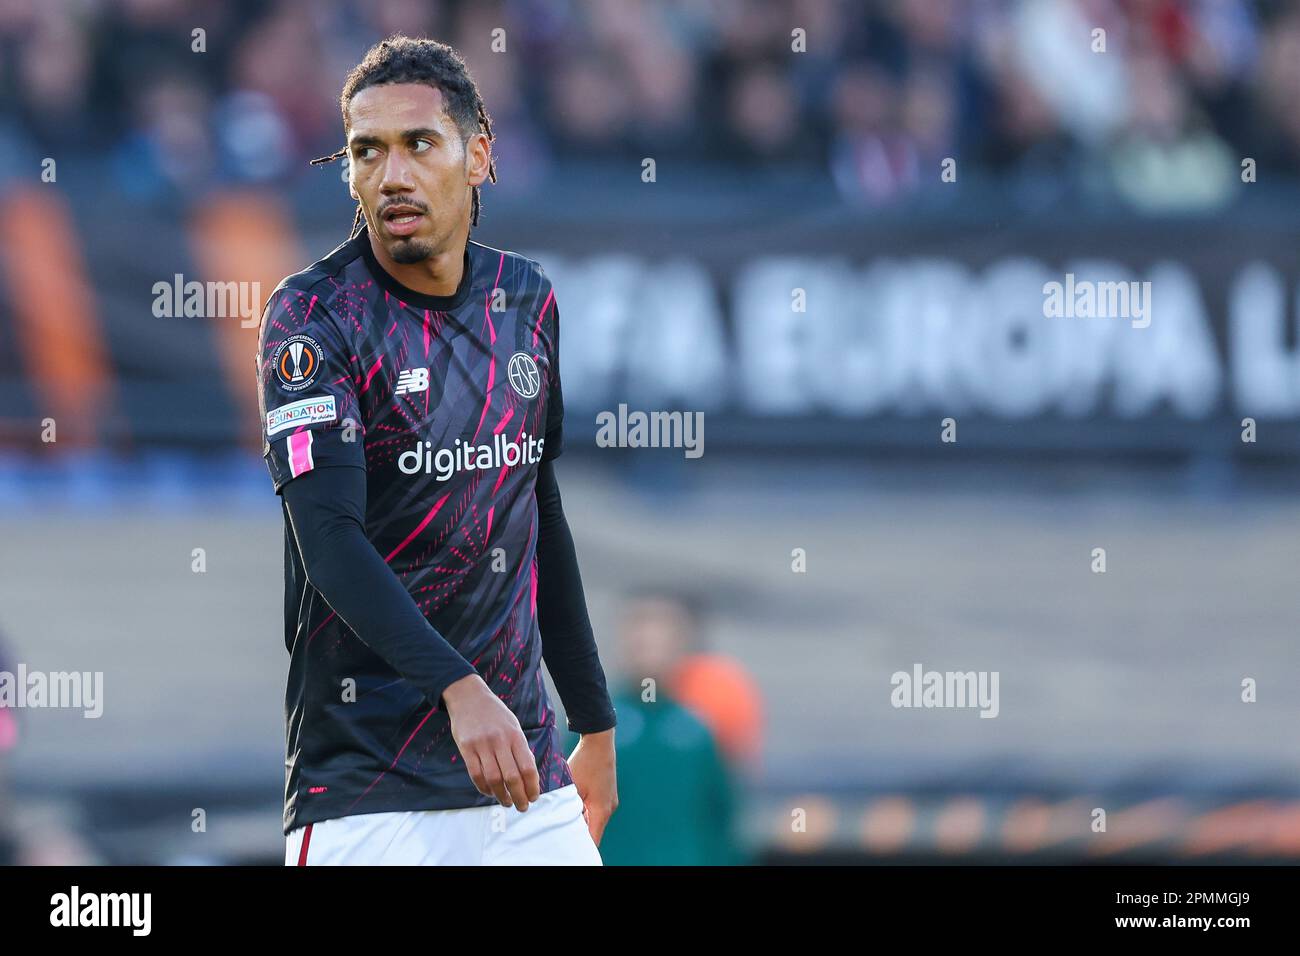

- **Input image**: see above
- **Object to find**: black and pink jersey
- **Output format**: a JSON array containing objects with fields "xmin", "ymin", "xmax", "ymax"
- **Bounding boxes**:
[{"xmin": 256, "ymin": 227, "xmax": 572, "ymax": 832}]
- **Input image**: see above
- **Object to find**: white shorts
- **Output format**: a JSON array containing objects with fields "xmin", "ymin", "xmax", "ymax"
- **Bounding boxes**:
[{"xmin": 285, "ymin": 784, "xmax": 602, "ymax": 866}]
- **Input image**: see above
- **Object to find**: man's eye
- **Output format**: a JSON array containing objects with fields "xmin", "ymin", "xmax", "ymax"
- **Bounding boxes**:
[
  {"xmin": 413, "ymin": 139, "xmax": 433, "ymax": 153},
  {"xmin": 355, "ymin": 146, "xmax": 378, "ymax": 160}
]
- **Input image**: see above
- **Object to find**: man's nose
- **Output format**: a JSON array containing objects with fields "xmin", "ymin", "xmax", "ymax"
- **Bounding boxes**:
[{"xmin": 380, "ymin": 152, "xmax": 415, "ymax": 192}]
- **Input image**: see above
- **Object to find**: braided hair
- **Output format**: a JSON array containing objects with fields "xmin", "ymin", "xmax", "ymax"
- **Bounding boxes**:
[{"xmin": 311, "ymin": 35, "xmax": 497, "ymax": 239}]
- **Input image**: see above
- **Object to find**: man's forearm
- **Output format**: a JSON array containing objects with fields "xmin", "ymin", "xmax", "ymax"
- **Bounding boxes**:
[
  {"xmin": 535, "ymin": 459, "xmax": 617, "ymax": 734},
  {"xmin": 282, "ymin": 464, "xmax": 476, "ymax": 705}
]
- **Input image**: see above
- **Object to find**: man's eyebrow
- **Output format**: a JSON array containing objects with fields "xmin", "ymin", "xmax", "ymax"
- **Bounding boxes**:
[
  {"xmin": 402, "ymin": 127, "xmax": 443, "ymax": 141},
  {"xmin": 348, "ymin": 128, "xmax": 444, "ymax": 148}
]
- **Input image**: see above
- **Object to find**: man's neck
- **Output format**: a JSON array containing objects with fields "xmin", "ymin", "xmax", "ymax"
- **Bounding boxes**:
[{"xmin": 367, "ymin": 229, "xmax": 465, "ymax": 297}]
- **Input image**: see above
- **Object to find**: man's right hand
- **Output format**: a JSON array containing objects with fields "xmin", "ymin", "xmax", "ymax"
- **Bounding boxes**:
[{"xmin": 442, "ymin": 674, "xmax": 541, "ymax": 811}]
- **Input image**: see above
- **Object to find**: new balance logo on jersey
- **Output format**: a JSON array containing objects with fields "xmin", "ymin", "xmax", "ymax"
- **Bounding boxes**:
[{"xmin": 395, "ymin": 367, "xmax": 430, "ymax": 395}]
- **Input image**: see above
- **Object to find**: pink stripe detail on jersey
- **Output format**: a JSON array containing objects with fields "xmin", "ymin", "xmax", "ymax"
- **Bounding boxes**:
[
  {"xmin": 534, "ymin": 287, "xmax": 554, "ymax": 348},
  {"xmin": 304, "ymin": 294, "xmax": 318, "ymax": 323},
  {"xmin": 422, "ymin": 309, "xmax": 431, "ymax": 357},
  {"xmin": 482, "ymin": 252, "xmax": 505, "ymax": 345},
  {"xmin": 360, "ymin": 355, "xmax": 383, "ymax": 393},
  {"xmin": 383, "ymin": 491, "xmax": 452, "ymax": 564},
  {"xmin": 471, "ymin": 356, "xmax": 495, "ymax": 441},
  {"xmin": 305, "ymin": 610, "xmax": 336, "ymax": 648},
  {"xmin": 484, "ymin": 505, "xmax": 494, "ymax": 544},
  {"xmin": 351, "ymin": 705, "xmax": 439, "ymax": 809},
  {"xmin": 530, "ymin": 556, "xmax": 538, "ymax": 614},
  {"xmin": 287, "ymin": 431, "xmax": 315, "ymax": 477},
  {"xmin": 491, "ymin": 413, "xmax": 532, "ymax": 497},
  {"xmin": 514, "ymin": 512, "xmax": 535, "ymax": 584},
  {"xmin": 492, "ymin": 407, "xmax": 514, "ymax": 435}
]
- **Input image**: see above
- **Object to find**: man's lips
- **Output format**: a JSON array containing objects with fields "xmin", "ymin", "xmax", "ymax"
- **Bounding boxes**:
[
  {"xmin": 381, "ymin": 206, "xmax": 425, "ymax": 236},
  {"xmin": 382, "ymin": 205, "xmax": 423, "ymax": 219}
]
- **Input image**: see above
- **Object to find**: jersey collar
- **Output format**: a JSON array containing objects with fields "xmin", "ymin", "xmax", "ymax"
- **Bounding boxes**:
[{"xmin": 357, "ymin": 225, "xmax": 474, "ymax": 312}]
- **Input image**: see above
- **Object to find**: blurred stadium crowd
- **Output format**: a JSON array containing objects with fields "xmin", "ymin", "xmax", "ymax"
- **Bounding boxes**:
[{"xmin": 1, "ymin": 0, "xmax": 1298, "ymax": 209}]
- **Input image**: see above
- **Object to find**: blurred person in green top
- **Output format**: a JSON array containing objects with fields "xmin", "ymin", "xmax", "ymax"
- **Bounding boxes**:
[{"xmin": 562, "ymin": 595, "xmax": 749, "ymax": 865}]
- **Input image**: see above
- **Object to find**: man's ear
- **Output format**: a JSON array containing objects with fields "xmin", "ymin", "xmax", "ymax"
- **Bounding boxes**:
[{"xmin": 468, "ymin": 133, "xmax": 491, "ymax": 186}]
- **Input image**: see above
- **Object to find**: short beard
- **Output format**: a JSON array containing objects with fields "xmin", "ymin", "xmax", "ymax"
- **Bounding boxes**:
[{"xmin": 388, "ymin": 237, "xmax": 434, "ymax": 265}]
